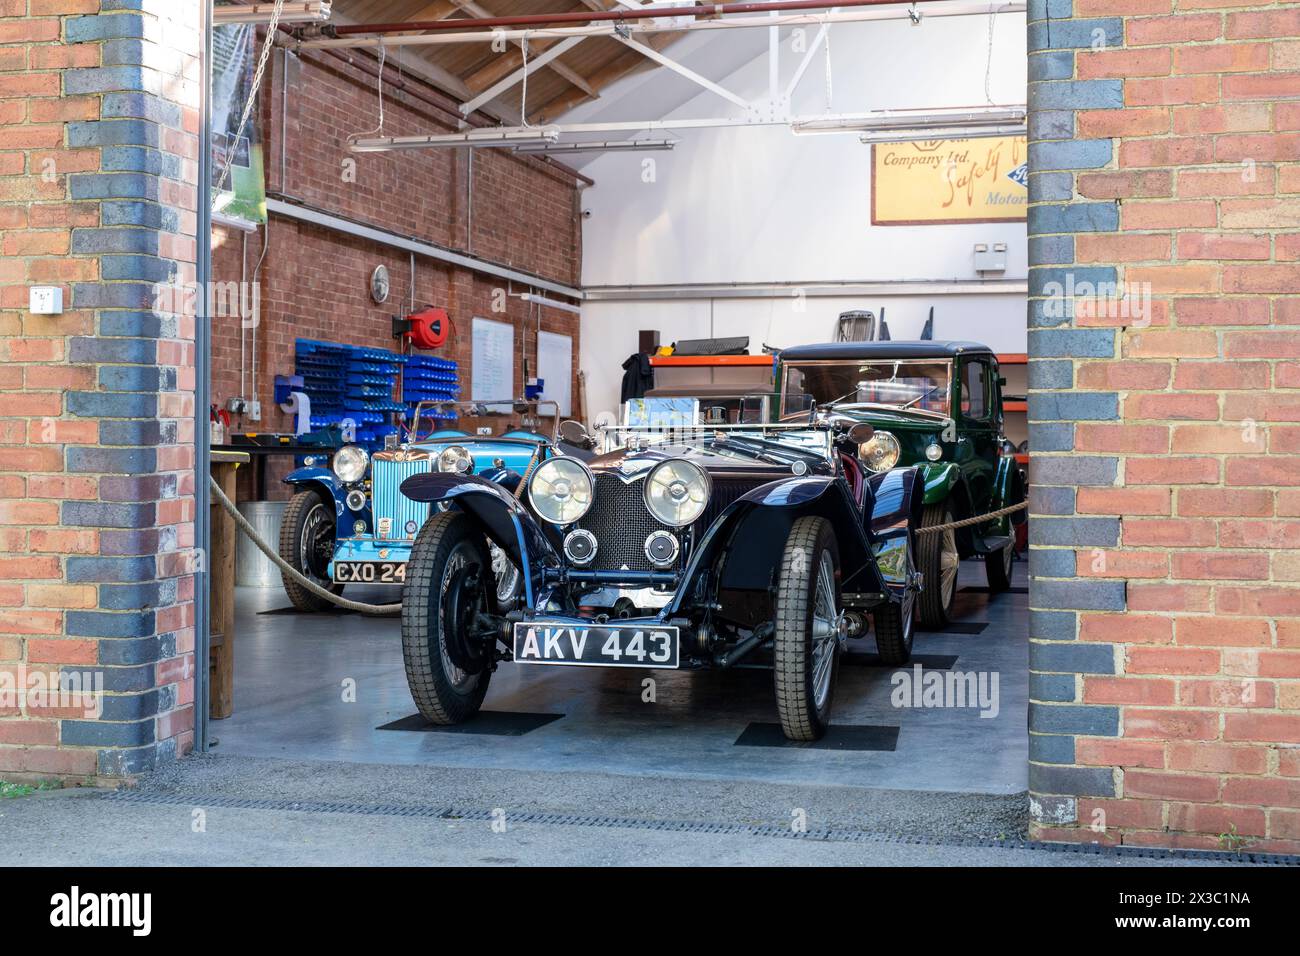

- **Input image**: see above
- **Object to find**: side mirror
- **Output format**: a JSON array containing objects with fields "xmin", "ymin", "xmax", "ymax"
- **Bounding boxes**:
[
  {"xmin": 846, "ymin": 422, "xmax": 874, "ymax": 444},
  {"xmin": 558, "ymin": 419, "xmax": 589, "ymax": 444},
  {"xmin": 998, "ymin": 376, "xmax": 1007, "ymax": 387}
]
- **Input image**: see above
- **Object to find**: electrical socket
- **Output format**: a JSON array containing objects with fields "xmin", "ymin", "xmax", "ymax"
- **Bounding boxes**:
[{"xmin": 247, "ymin": 400, "xmax": 261, "ymax": 422}]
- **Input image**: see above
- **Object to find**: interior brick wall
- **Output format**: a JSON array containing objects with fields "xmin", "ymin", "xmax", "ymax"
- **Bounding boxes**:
[
  {"xmin": 210, "ymin": 44, "xmax": 585, "ymax": 501},
  {"xmin": 0, "ymin": 0, "xmax": 201, "ymax": 778},
  {"xmin": 1027, "ymin": 0, "xmax": 1300, "ymax": 852}
]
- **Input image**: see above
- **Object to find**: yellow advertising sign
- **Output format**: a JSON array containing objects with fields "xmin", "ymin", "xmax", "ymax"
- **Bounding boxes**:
[{"xmin": 871, "ymin": 135, "xmax": 1028, "ymax": 225}]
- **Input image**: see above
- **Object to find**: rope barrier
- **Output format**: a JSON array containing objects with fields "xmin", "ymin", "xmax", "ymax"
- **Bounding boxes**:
[
  {"xmin": 209, "ymin": 475, "xmax": 402, "ymax": 616},
  {"xmin": 914, "ymin": 500, "xmax": 1029, "ymax": 535}
]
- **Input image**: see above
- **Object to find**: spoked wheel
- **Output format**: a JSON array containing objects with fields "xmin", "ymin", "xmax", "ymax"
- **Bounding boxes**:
[
  {"xmin": 489, "ymin": 540, "xmax": 522, "ymax": 609},
  {"xmin": 918, "ymin": 502, "xmax": 959, "ymax": 629},
  {"xmin": 401, "ymin": 511, "xmax": 495, "ymax": 725},
  {"xmin": 773, "ymin": 515, "xmax": 842, "ymax": 742},
  {"xmin": 985, "ymin": 537, "xmax": 1015, "ymax": 594},
  {"xmin": 278, "ymin": 489, "xmax": 345, "ymax": 612}
]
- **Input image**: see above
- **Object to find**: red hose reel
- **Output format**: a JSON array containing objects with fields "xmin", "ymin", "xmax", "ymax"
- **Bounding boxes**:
[{"xmin": 395, "ymin": 306, "xmax": 452, "ymax": 350}]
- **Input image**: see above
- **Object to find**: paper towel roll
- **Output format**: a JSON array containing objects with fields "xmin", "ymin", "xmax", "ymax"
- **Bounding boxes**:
[{"xmin": 280, "ymin": 391, "xmax": 312, "ymax": 437}]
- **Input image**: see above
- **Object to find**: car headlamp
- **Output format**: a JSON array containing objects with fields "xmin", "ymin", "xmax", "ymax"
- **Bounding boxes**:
[
  {"xmin": 437, "ymin": 445, "xmax": 474, "ymax": 474},
  {"xmin": 332, "ymin": 445, "xmax": 369, "ymax": 484},
  {"xmin": 643, "ymin": 458, "xmax": 711, "ymax": 527},
  {"xmin": 858, "ymin": 431, "xmax": 901, "ymax": 473},
  {"xmin": 528, "ymin": 457, "xmax": 594, "ymax": 525},
  {"xmin": 925, "ymin": 441, "xmax": 943, "ymax": 462}
]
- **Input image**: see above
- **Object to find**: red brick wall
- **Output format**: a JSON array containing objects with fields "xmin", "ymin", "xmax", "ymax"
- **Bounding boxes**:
[
  {"xmin": 1028, "ymin": 1, "xmax": 1300, "ymax": 853},
  {"xmin": 0, "ymin": 0, "xmax": 201, "ymax": 777},
  {"xmin": 211, "ymin": 47, "xmax": 583, "ymax": 499}
]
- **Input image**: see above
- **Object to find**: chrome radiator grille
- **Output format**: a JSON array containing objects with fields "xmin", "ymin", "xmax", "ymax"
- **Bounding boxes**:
[
  {"xmin": 370, "ymin": 455, "xmax": 432, "ymax": 540},
  {"xmin": 574, "ymin": 474, "xmax": 764, "ymax": 572}
]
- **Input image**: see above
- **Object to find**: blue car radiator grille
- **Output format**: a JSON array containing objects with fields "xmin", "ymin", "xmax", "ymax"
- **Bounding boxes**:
[{"xmin": 371, "ymin": 456, "xmax": 432, "ymax": 539}]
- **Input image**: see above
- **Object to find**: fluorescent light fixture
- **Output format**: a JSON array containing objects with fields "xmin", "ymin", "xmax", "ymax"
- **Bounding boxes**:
[
  {"xmin": 859, "ymin": 125, "xmax": 1026, "ymax": 144},
  {"xmin": 513, "ymin": 139, "xmax": 677, "ymax": 155},
  {"xmin": 349, "ymin": 128, "xmax": 561, "ymax": 152},
  {"xmin": 213, "ymin": 1, "xmax": 331, "ymax": 25},
  {"xmin": 513, "ymin": 292, "xmax": 582, "ymax": 314},
  {"xmin": 791, "ymin": 105, "xmax": 1026, "ymax": 136}
]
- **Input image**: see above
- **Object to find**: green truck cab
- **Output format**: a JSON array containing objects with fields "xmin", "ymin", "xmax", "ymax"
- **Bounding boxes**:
[{"xmin": 776, "ymin": 341, "xmax": 1026, "ymax": 628}]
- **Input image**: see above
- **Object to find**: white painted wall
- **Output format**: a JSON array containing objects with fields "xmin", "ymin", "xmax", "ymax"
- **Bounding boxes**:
[{"xmin": 576, "ymin": 12, "xmax": 1028, "ymax": 419}]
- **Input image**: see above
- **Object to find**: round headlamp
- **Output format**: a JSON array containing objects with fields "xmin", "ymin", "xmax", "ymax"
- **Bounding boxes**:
[
  {"xmin": 528, "ymin": 457, "xmax": 594, "ymax": 525},
  {"xmin": 858, "ymin": 431, "xmax": 901, "ymax": 473},
  {"xmin": 437, "ymin": 445, "xmax": 474, "ymax": 474},
  {"xmin": 925, "ymin": 441, "xmax": 943, "ymax": 462},
  {"xmin": 345, "ymin": 489, "xmax": 367, "ymax": 511},
  {"xmin": 643, "ymin": 458, "xmax": 711, "ymax": 527},
  {"xmin": 332, "ymin": 445, "xmax": 369, "ymax": 484}
]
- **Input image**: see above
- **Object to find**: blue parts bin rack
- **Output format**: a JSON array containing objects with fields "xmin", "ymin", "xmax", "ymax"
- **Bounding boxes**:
[
  {"xmin": 295, "ymin": 339, "xmax": 408, "ymax": 451},
  {"xmin": 403, "ymin": 354, "xmax": 461, "ymax": 428}
]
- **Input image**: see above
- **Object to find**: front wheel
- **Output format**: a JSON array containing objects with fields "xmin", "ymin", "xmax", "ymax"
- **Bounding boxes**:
[
  {"xmin": 278, "ymin": 489, "xmax": 344, "ymax": 612},
  {"xmin": 773, "ymin": 515, "xmax": 841, "ymax": 742},
  {"xmin": 917, "ymin": 502, "xmax": 958, "ymax": 628},
  {"xmin": 400, "ymin": 511, "xmax": 493, "ymax": 724}
]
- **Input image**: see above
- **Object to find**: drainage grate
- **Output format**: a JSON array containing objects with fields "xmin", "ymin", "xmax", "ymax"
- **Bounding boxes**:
[{"xmin": 99, "ymin": 790, "xmax": 1299, "ymax": 865}]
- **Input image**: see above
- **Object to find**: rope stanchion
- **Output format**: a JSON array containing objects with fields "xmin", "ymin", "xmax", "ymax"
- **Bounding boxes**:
[
  {"xmin": 914, "ymin": 500, "xmax": 1029, "ymax": 535},
  {"xmin": 209, "ymin": 475, "xmax": 402, "ymax": 616}
]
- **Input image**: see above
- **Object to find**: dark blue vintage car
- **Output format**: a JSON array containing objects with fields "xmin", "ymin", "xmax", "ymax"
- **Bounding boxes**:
[
  {"xmin": 396, "ymin": 415, "xmax": 923, "ymax": 742},
  {"xmin": 275, "ymin": 401, "xmax": 578, "ymax": 612}
]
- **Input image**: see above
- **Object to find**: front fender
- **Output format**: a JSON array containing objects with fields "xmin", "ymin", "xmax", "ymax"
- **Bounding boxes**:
[
  {"xmin": 866, "ymin": 467, "xmax": 922, "ymax": 588},
  {"xmin": 284, "ymin": 467, "xmax": 346, "ymax": 517},
  {"xmin": 666, "ymin": 475, "xmax": 884, "ymax": 617},
  {"xmin": 919, "ymin": 462, "xmax": 961, "ymax": 506},
  {"xmin": 400, "ymin": 472, "xmax": 559, "ymax": 606}
]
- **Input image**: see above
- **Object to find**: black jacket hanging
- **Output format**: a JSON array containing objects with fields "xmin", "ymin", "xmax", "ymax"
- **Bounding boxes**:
[{"xmin": 620, "ymin": 352, "xmax": 654, "ymax": 403}]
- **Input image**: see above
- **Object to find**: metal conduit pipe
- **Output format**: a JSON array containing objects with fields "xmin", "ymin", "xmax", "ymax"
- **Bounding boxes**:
[
  {"xmin": 271, "ymin": 25, "xmax": 595, "ymax": 186},
  {"xmin": 323, "ymin": 0, "xmax": 953, "ymax": 35}
]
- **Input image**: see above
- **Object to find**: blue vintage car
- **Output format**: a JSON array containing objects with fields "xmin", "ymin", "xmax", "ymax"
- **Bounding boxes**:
[{"xmin": 276, "ymin": 401, "xmax": 575, "ymax": 611}]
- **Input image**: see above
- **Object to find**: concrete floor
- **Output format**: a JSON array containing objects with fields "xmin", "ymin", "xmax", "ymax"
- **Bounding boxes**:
[
  {"xmin": 2, "ymin": 563, "xmax": 1273, "ymax": 865},
  {"xmin": 215, "ymin": 558, "xmax": 1028, "ymax": 794}
]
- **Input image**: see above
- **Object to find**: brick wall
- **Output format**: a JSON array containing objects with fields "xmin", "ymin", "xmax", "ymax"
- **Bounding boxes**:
[
  {"xmin": 0, "ymin": 0, "xmax": 201, "ymax": 778},
  {"xmin": 1027, "ymin": 0, "xmax": 1300, "ymax": 852},
  {"xmin": 210, "ymin": 45, "xmax": 584, "ymax": 501}
]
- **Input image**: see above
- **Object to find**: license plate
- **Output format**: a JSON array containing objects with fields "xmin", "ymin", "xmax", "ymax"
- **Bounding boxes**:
[
  {"xmin": 512, "ymin": 622, "xmax": 680, "ymax": 669},
  {"xmin": 333, "ymin": 561, "xmax": 406, "ymax": 584}
]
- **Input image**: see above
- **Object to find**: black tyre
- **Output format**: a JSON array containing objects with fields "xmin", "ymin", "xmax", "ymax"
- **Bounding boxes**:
[
  {"xmin": 917, "ymin": 502, "xmax": 958, "ymax": 629},
  {"xmin": 278, "ymin": 489, "xmax": 344, "ymax": 612},
  {"xmin": 773, "ymin": 515, "xmax": 841, "ymax": 742},
  {"xmin": 400, "ymin": 510, "xmax": 493, "ymax": 724},
  {"xmin": 874, "ymin": 545, "xmax": 917, "ymax": 666},
  {"xmin": 985, "ymin": 538, "xmax": 1015, "ymax": 594}
]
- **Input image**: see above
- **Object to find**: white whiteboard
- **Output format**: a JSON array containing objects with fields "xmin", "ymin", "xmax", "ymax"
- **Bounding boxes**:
[
  {"xmin": 471, "ymin": 317, "xmax": 514, "ymax": 411},
  {"xmin": 536, "ymin": 330, "xmax": 572, "ymax": 418}
]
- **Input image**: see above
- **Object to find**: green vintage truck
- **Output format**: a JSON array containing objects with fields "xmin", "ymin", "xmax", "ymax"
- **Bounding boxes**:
[{"xmin": 776, "ymin": 341, "xmax": 1026, "ymax": 628}]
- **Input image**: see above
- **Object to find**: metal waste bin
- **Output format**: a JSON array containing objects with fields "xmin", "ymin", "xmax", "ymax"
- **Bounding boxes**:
[{"xmin": 236, "ymin": 500, "xmax": 286, "ymax": 587}]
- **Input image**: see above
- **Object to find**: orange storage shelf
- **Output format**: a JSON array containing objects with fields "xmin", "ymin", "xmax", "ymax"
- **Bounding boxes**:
[
  {"xmin": 997, "ymin": 353, "xmax": 1028, "ymax": 365},
  {"xmin": 1004, "ymin": 400, "xmax": 1028, "ymax": 413},
  {"xmin": 649, "ymin": 355, "xmax": 775, "ymax": 367}
]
